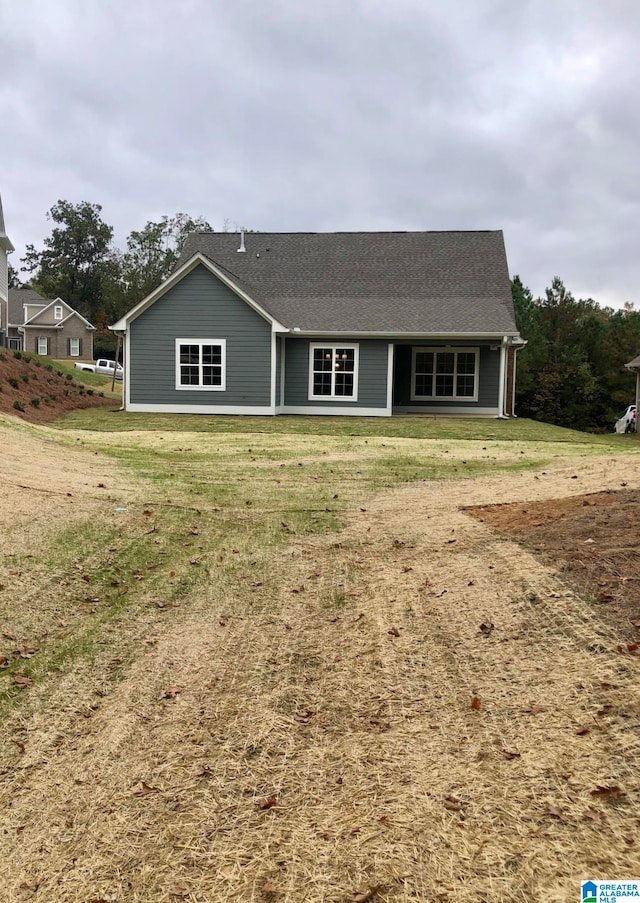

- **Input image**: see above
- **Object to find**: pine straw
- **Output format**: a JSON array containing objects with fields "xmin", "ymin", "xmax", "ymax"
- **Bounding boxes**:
[{"xmin": 2, "ymin": 455, "xmax": 640, "ymax": 901}]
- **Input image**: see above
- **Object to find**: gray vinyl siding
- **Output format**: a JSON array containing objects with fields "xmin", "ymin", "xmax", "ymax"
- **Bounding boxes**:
[
  {"xmin": 393, "ymin": 342, "xmax": 499, "ymax": 408},
  {"xmin": 283, "ymin": 338, "xmax": 389, "ymax": 409},
  {"xmin": 129, "ymin": 265, "xmax": 272, "ymax": 406}
]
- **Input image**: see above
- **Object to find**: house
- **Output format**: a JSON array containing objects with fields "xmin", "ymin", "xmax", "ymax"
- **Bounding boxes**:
[
  {"xmin": 5, "ymin": 287, "xmax": 95, "ymax": 358},
  {"xmin": 0, "ymin": 193, "xmax": 15, "ymax": 347},
  {"xmin": 110, "ymin": 230, "xmax": 524, "ymax": 417}
]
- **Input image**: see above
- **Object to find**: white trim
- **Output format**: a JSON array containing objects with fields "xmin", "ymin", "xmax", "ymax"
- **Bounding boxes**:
[
  {"xmin": 270, "ymin": 331, "xmax": 277, "ymax": 409},
  {"xmin": 110, "ymin": 252, "xmax": 287, "ymax": 332},
  {"xmin": 386, "ymin": 343, "xmax": 394, "ymax": 415},
  {"xmin": 393, "ymin": 405, "xmax": 500, "ymax": 416},
  {"xmin": 125, "ymin": 403, "xmax": 275, "ymax": 415},
  {"xmin": 175, "ymin": 338, "xmax": 226, "ymax": 391},
  {"xmin": 37, "ymin": 336, "xmax": 48, "ymax": 355},
  {"xmin": 69, "ymin": 337, "xmax": 80, "ymax": 357},
  {"xmin": 308, "ymin": 343, "xmax": 359, "ymax": 401},
  {"xmin": 289, "ymin": 330, "xmax": 522, "ymax": 340},
  {"xmin": 282, "ymin": 405, "xmax": 388, "ymax": 417},
  {"xmin": 497, "ymin": 336, "xmax": 507, "ymax": 418},
  {"xmin": 54, "ymin": 305, "xmax": 63, "ymax": 321},
  {"xmin": 410, "ymin": 346, "xmax": 479, "ymax": 402},
  {"xmin": 279, "ymin": 336, "xmax": 286, "ymax": 408}
]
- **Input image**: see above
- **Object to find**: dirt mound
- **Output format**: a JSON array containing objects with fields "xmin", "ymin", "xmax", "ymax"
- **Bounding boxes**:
[
  {"xmin": 0, "ymin": 351, "xmax": 116, "ymax": 422},
  {"xmin": 468, "ymin": 488, "xmax": 640, "ymax": 639}
]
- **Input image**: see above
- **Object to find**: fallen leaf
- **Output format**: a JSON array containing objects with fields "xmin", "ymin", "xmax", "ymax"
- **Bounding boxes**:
[
  {"xmin": 479, "ymin": 622, "xmax": 494, "ymax": 636},
  {"xmin": 12, "ymin": 674, "xmax": 32, "ymax": 688},
  {"xmin": 544, "ymin": 805, "xmax": 565, "ymax": 820},
  {"xmin": 470, "ymin": 696, "xmax": 481, "ymax": 710},
  {"xmin": 525, "ymin": 704, "xmax": 548, "ymax": 715},
  {"xmin": 257, "ymin": 794, "xmax": 278, "ymax": 810},
  {"xmin": 81, "ymin": 574, "xmax": 91, "ymax": 583},
  {"xmin": 132, "ymin": 781, "xmax": 160, "ymax": 796},
  {"xmin": 597, "ymin": 704, "xmax": 614, "ymax": 716},
  {"xmin": 574, "ymin": 725, "xmax": 591, "ymax": 735},
  {"xmin": 2, "ymin": 631, "xmax": 16, "ymax": 641},
  {"xmin": 590, "ymin": 785, "xmax": 622, "ymax": 800},
  {"xmin": 443, "ymin": 796, "xmax": 464, "ymax": 812},
  {"xmin": 166, "ymin": 883, "xmax": 190, "ymax": 898},
  {"xmin": 501, "ymin": 748, "xmax": 521, "ymax": 760},
  {"xmin": 351, "ymin": 887, "xmax": 381, "ymax": 903},
  {"xmin": 13, "ymin": 740, "xmax": 25, "ymax": 754},
  {"xmin": 0, "ymin": 656, "xmax": 10, "ymax": 668},
  {"xmin": 262, "ymin": 880, "xmax": 278, "ymax": 895},
  {"xmin": 18, "ymin": 646, "xmax": 39, "ymax": 659},
  {"xmin": 159, "ymin": 687, "xmax": 181, "ymax": 699},
  {"xmin": 388, "ymin": 627, "xmax": 400, "ymax": 637}
]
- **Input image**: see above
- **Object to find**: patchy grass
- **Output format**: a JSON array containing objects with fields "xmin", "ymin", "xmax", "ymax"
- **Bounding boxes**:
[
  {"xmin": 1, "ymin": 416, "xmax": 640, "ymax": 901},
  {"xmin": 51, "ymin": 407, "xmax": 634, "ymax": 446}
]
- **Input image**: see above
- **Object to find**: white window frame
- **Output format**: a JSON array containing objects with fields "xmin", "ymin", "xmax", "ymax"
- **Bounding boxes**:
[
  {"xmin": 410, "ymin": 347, "xmax": 479, "ymax": 402},
  {"xmin": 54, "ymin": 305, "xmax": 63, "ymax": 320},
  {"xmin": 69, "ymin": 337, "xmax": 80, "ymax": 357},
  {"xmin": 175, "ymin": 338, "xmax": 226, "ymax": 391},
  {"xmin": 37, "ymin": 336, "xmax": 48, "ymax": 355},
  {"xmin": 308, "ymin": 343, "xmax": 359, "ymax": 401}
]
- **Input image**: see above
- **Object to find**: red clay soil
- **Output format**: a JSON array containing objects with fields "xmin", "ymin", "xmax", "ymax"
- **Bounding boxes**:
[
  {"xmin": 467, "ymin": 489, "xmax": 640, "ymax": 641},
  {"xmin": 0, "ymin": 352, "xmax": 116, "ymax": 423}
]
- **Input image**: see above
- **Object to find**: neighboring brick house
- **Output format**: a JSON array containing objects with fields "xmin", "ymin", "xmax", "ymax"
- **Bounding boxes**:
[{"xmin": 6, "ymin": 288, "xmax": 95, "ymax": 358}]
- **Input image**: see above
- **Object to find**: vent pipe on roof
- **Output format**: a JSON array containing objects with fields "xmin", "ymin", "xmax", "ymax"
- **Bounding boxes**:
[{"xmin": 237, "ymin": 230, "xmax": 246, "ymax": 253}]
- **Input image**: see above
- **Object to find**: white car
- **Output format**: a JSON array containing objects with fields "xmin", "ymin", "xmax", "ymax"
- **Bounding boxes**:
[{"xmin": 614, "ymin": 404, "xmax": 636, "ymax": 434}]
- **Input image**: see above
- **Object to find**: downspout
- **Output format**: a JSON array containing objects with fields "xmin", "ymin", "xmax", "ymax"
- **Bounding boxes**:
[
  {"xmin": 497, "ymin": 336, "xmax": 508, "ymax": 418},
  {"xmin": 511, "ymin": 341, "xmax": 527, "ymax": 417}
]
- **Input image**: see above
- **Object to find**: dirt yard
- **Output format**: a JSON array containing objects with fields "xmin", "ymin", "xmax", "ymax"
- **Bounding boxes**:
[{"xmin": 0, "ymin": 420, "xmax": 639, "ymax": 902}]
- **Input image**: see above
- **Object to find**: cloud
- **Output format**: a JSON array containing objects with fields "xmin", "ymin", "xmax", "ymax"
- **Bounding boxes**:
[{"xmin": 2, "ymin": 0, "xmax": 640, "ymax": 306}]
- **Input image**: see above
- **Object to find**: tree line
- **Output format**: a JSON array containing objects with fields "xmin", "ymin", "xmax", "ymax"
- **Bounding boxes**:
[
  {"xmin": 512, "ymin": 276, "xmax": 640, "ymax": 432},
  {"xmin": 11, "ymin": 200, "xmax": 638, "ymax": 432},
  {"xmin": 10, "ymin": 200, "xmax": 251, "ymax": 350}
]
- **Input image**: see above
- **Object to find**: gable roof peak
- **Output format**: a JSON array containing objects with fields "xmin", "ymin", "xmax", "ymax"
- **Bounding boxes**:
[{"xmin": 0, "ymin": 193, "xmax": 15, "ymax": 253}]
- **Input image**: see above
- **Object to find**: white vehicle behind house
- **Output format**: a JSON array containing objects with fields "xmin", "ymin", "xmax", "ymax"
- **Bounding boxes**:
[
  {"xmin": 75, "ymin": 359, "xmax": 123, "ymax": 380},
  {"xmin": 614, "ymin": 404, "xmax": 636, "ymax": 434}
]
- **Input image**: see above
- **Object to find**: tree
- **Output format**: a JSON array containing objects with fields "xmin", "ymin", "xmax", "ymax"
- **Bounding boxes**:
[
  {"xmin": 120, "ymin": 213, "xmax": 212, "ymax": 308},
  {"xmin": 21, "ymin": 200, "xmax": 115, "ymax": 319},
  {"xmin": 7, "ymin": 262, "xmax": 21, "ymax": 288}
]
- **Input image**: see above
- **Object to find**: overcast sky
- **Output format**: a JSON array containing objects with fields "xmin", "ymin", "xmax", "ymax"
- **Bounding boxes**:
[{"xmin": 2, "ymin": 0, "xmax": 639, "ymax": 307}]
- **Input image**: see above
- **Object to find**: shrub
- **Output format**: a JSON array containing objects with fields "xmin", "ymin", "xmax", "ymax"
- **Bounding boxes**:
[
  {"xmin": 87, "ymin": 388, "xmax": 94, "ymax": 396},
  {"xmin": 30, "ymin": 397, "xmax": 40, "ymax": 408},
  {"xmin": 65, "ymin": 373, "xmax": 73, "ymax": 381},
  {"xmin": 13, "ymin": 400, "xmax": 25, "ymax": 412},
  {"xmin": 0, "ymin": 352, "xmax": 5, "ymax": 361},
  {"xmin": 46, "ymin": 363, "xmax": 53, "ymax": 371},
  {"xmin": 13, "ymin": 350, "xmax": 22, "ymax": 360},
  {"xmin": 34, "ymin": 359, "xmax": 41, "ymax": 367},
  {"xmin": 8, "ymin": 377, "xmax": 18, "ymax": 388},
  {"xmin": 63, "ymin": 388, "xmax": 69, "ymax": 396},
  {"xmin": 20, "ymin": 373, "xmax": 29, "ymax": 383}
]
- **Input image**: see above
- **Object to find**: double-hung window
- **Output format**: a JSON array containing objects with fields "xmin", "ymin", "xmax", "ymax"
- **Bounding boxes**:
[
  {"xmin": 176, "ymin": 339, "xmax": 226, "ymax": 391},
  {"xmin": 37, "ymin": 337, "xmax": 48, "ymax": 355},
  {"xmin": 309, "ymin": 344, "xmax": 359, "ymax": 400},
  {"xmin": 411, "ymin": 347, "xmax": 479, "ymax": 401},
  {"xmin": 54, "ymin": 305, "xmax": 63, "ymax": 321}
]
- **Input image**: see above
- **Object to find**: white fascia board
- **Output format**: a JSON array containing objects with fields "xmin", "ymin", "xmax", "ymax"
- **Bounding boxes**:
[
  {"xmin": 287, "ymin": 330, "xmax": 522, "ymax": 341},
  {"xmin": 59, "ymin": 310, "xmax": 95, "ymax": 329},
  {"xmin": 109, "ymin": 252, "xmax": 286, "ymax": 332}
]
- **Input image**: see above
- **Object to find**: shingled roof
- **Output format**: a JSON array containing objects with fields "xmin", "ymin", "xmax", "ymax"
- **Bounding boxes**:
[
  {"xmin": 178, "ymin": 230, "xmax": 518, "ymax": 335},
  {"xmin": 8, "ymin": 287, "xmax": 47, "ymax": 325}
]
